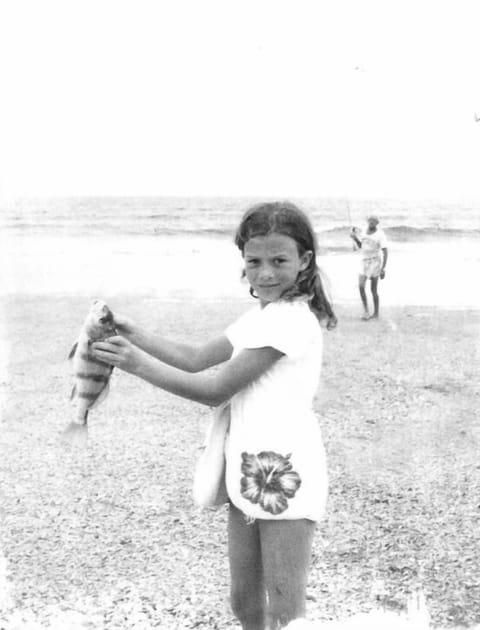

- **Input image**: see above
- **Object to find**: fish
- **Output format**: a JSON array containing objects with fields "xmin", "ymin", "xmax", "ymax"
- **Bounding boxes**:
[{"xmin": 62, "ymin": 299, "xmax": 116, "ymax": 445}]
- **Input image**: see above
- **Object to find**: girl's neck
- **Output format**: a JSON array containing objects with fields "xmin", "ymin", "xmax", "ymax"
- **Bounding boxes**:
[{"xmin": 259, "ymin": 294, "xmax": 308, "ymax": 309}]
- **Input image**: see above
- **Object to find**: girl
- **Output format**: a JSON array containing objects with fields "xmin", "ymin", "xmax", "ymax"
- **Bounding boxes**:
[{"xmin": 92, "ymin": 201, "xmax": 336, "ymax": 630}]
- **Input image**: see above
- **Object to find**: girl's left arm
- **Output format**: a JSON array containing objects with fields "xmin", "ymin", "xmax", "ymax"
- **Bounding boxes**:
[{"xmin": 91, "ymin": 336, "xmax": 283, "ymax": 407}]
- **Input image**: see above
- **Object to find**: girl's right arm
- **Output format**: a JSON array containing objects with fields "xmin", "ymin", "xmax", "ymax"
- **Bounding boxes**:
[
  {"xmin": 91, "ymin": 336, "xmax": 283, "ymax": 407},
  {"xmin": 113, "ymin": 312, "xmax": 233, "ymax": 372}
]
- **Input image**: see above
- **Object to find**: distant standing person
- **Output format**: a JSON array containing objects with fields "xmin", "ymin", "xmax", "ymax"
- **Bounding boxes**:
[{"xmin": 350, "ymin": 215, "xmax": 388, "ymax": 320}]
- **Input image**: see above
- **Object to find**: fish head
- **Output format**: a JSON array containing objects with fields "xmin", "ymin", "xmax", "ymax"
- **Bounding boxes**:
[{"xmin": 84, "ymin": 299, "xmax": 116, "ymax": 340}]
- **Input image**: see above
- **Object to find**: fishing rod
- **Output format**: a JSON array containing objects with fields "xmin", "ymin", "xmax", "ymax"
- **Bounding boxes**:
[
  {"xmin": 346, "ymin": 201, "xmax": 352, "ymax": 228},
  {"xmin": 347, "ymin": 201, "xmax": 358, "ymax": 250}
]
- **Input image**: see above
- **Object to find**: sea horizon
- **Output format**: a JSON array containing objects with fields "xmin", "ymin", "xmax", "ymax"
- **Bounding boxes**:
[{"xmin": 1, "ymin": 195, "xmax": 479, "ymax": 238}]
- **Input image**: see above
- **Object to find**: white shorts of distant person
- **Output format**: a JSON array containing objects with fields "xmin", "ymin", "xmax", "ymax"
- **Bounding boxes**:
[{"xmin": 360, "ymin": 255, "xmax": 382, "ymax": 278}]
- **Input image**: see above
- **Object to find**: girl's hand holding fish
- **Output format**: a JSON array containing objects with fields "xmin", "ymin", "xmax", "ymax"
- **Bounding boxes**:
[
  {"xmin": 110, "ymin": 312, "xmax": 135, "ymax": 336},
  {"xmin": 91, "ymin": 335, "xmax": 145, "ymax": 374}
]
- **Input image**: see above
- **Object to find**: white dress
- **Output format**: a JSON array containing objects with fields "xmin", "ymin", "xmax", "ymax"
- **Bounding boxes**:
[{"xmin": 224, "ymin": 298, "xmax": 328, "ymax": 522}]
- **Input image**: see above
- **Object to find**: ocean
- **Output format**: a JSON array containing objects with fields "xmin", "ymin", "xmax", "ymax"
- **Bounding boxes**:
[
  {"xmin": 1, "ymin": 196, "xmax": 479, "ymax": 308},
  {"xmin": 1, "ymin": 196, "xmax": 479, "ymax": 240}
]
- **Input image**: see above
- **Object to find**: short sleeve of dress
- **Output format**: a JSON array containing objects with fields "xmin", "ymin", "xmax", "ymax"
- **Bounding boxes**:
[{"xmin": 225, "ymin": 301, "xmax": 316, "ymax": 359}]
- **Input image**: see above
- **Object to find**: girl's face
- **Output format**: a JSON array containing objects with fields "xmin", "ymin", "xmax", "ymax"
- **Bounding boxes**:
[{"xmin": 243, "ymin": 233, "xmax": 312, "ymax": 306}]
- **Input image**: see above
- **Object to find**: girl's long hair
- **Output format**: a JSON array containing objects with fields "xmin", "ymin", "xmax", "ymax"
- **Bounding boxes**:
[{"xmin": 235, "ymin": 201, "xmax": 337, "ymax": 330}]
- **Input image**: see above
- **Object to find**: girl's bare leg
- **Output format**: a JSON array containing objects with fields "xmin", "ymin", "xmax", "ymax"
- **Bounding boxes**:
[
  {"xmin": 260, "ymin": 518, "xmax": 316, "ymax": 629},
  {"xmin": 228, "ymin": 504, "xmax": 266, "ymax": 630}
]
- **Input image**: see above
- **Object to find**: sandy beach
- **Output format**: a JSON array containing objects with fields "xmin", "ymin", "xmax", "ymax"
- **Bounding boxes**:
[{"xmin": 1, "ymin": 284, "xmax": 479, "ymax": 627}]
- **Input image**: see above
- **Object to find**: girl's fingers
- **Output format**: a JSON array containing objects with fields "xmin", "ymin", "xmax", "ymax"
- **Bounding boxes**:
[
  {"xmin": 90, "ymin": 336, "xmax": 137, "ymax": 370},
  {"xmin": 92, "ymin": 337, "xmax": 125, "ymax": 351},
  {"xmin": 112, "ymin": 315, "xmax": 126, "ymax": 330},
  {"xmin": 94, "ymin": 352, "xmax": 117, "ymax": 365},
  {"xmin": 104, "ymin": 335, "xmax": 125, "ymax": 345},
  {"xmin": 91, "ymin": 344, "xmax": 121, "ymax": 363},
  {"xmin": 112, "ymin": 313, "xmax": 133, "ymax": 333},
  {"xmin": 91, "ymin": 342, "xmax": 113, "ymax": 353},
  {"xmin": 90, "ymin": 341, "xmax": 118, "ymax": 354}
]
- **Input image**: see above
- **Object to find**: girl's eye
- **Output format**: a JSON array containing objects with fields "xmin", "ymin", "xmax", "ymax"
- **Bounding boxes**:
[
  {"xmin": 274, "ymin": 258, "xmax": 287, "ymax": 265},
  {"xmin": 246, "ymin": 259, "xmax": 259, "ymax": 266}
]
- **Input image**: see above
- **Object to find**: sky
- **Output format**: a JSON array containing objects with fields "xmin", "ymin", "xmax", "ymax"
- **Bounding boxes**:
[{"xmin": 1, "ymin": 0, "xmax": 479, "ymax": 202}]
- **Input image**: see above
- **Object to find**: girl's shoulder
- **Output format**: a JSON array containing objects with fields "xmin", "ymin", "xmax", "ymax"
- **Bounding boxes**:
[
  {"xmin": 263, "ymin": 299, "xmax": 322, "ymax": 357},
  {"xmin": 226, "ymin": 298, "xmax": 321, "ymax": 357},
  {"xmin": 231, "ymin": 299, "xmax": 312, "ymax": 326},
  {"xmin": 263, "ymin": 298, "xmax": 322, "ymax": 339},
  {"xmin": 264, "ymin": 296, "xmax": 315, "ymax": 320}
]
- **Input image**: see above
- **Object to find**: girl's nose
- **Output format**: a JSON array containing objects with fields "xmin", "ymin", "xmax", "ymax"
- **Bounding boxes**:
[{"xmin": 258, "ymin": 265, "xmax": 274, "ymax": 280}]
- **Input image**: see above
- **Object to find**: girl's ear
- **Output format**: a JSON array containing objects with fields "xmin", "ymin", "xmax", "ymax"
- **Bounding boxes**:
[{"xmin": 299, "ymin": 250, "xmax": 313, "ymax": 271}]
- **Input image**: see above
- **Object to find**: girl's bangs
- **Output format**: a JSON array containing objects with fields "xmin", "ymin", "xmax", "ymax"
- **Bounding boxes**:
[{"xmin": 237, "ymin": 208, "xmax": 315, "ymax": 254}]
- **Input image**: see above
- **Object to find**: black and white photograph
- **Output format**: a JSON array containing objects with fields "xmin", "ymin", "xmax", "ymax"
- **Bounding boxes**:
[{"xmin": 1, "ymin": 1, "xmax": 479, "ymax": 628}]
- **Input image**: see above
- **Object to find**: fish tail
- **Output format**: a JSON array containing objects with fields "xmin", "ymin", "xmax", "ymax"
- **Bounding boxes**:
[{"xmin": 60, "ymin": 413, "xmax": 89, "ymax": 448}]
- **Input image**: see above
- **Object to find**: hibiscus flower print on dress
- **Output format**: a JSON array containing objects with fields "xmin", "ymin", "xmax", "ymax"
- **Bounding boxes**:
[{"xmin": 240, "ymin": 451, "xmax": 302, "ymax": 515}]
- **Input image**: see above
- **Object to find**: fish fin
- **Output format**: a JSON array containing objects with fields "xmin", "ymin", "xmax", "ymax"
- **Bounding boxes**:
[{"xmin": 68, "ymin": 342, "xmax": 78, "ymax": 360}]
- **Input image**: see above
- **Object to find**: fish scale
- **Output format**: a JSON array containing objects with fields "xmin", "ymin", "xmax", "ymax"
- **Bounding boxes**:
[{"xmin": 71, "ymin": 336, "xmax": 114, "ymax": 413}]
